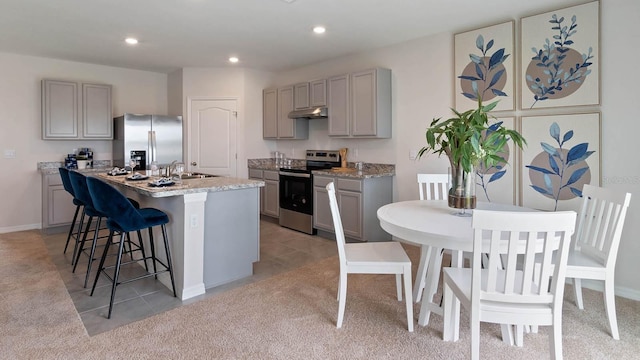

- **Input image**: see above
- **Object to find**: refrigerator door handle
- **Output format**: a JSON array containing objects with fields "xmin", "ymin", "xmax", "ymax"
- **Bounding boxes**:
[{"xmin": 150, "ymin": 131, "xmax": 157, "ymax": 162}]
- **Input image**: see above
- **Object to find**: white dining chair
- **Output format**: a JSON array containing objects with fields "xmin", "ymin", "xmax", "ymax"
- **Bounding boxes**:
[
  {"xmin": 414, "ymin": 174, "xmax": 449, "ymax": 302},
  {"xmin": 442, "ymin": 209, "xmax": 576, "ymax": 360},
  {"xmin": 326, "ymin": 182, "xmax": 414, "ymax": 331},
  {"xmin": 565, "ymin": 184, "xmax": 631, "ymax": 340}
]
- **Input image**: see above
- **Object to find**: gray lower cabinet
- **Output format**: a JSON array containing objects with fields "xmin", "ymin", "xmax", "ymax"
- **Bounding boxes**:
[
  {"xmin": 42, "ymin": 173, "xmax": 76, "ymax": 233},
  {"xmin": 249, "ymin": 169, "xmax": 279, "ymax": 218},
  {"xmin": 42, "ymin": 79, "xmax": 113, "ymax": 140},
  {"xmin": 313, "ymin": 175, "xmax": 392, "ymax": 242}
]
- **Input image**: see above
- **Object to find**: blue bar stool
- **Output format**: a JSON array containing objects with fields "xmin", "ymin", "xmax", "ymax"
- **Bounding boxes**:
[
  {"xmin": 68, "ymin": 171, "xmax": 147, "ymax": 288},
  {"xmin": 58, "ymin": 168, "xmax": 84, "ymax": 263},
  {"xmin": 87, "ymin": 176, "xmax": 177, "ymax": 319}
]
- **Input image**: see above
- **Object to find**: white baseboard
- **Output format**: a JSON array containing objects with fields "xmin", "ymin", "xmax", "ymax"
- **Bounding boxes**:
[
  {"xmin": 567, "ymin": 279, "xmax": 640, "ymax": 302},
  {"xmin": 0, "ymin": 223, "xmax": 41, "ymax": 234}
]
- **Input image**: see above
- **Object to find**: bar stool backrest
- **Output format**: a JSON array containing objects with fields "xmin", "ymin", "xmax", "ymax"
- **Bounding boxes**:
[
  {"xmin": 86, "ymin": 177, "xmax": 146, "ymax": 232},
  {"xmin": 58, "ymin": 168, "xmax": 76, "ymax": 197}
]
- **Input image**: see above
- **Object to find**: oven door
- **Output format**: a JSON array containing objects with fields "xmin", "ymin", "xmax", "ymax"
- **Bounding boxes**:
[{"xmin": 279, "ymin": 171, "xmax": 313, "ymax": 215}]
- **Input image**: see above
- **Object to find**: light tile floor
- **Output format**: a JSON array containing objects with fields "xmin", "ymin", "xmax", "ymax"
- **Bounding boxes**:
[{"xmin": 43, "ymin": 218, "xmax": 337, "ymax": 335}]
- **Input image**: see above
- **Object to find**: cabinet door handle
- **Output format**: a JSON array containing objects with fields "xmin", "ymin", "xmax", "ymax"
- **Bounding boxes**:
[{"xmin": 191, "ymin": 161, "xmax": 197, "ymax": 166}]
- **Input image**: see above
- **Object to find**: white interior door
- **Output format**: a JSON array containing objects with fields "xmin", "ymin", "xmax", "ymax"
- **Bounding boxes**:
[{"xmin": 188, "ymin": 98, "xmax": 237, "ymax": 177}]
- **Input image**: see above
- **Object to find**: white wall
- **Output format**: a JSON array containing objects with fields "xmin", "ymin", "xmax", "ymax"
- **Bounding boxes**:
[
  {"xmin": 266, "ymin": 0, "xmax": 640, "ymax": 298},
  {"xmin": 179, "ymin": 67, "xmax": 273, "ymax": 179},
  {"xmin": 0, "ymin": 53, "xmax": 168, "ymax": 232}
]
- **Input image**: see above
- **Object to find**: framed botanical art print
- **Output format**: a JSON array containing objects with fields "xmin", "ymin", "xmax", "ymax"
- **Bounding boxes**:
[
  {"xmin": 455, "ymin": 21, "xmax": 515, "ymax": 112},
  {"xmin": 520, "ymin": 113, "xmax": 601, "ymax": 211},
  {"xmin": 520, "ymin": 1, "xmax": 600, "ymax": 109},
  {"xmin": 475, "ymin": 117, "xmax": 517, "ymax": 204}
]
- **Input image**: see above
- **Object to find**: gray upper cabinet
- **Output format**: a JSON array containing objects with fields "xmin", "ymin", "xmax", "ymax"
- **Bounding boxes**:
[
  {"xmin": 82, "ymin": 83, "xmax": 112, "ymax": 138},
  {"xmin": 42, "ymin": 79, "xmax": 113, "ymax": 140},
  {"xmin": 310, "ymin": 79, "xmax": 327, "ymax": 107},
  {"xmin": 328, "ymin": 68, "xmax": 391, "ymax": 138},
  {"xmin": 263, "ymin": 88, "xmax": 278, "ymax": 139},
  {"xmin": 262, "ymin": 85, "xmax": 308, "ymax": 140},
  {"xmin": 294, "ymin": 82, "xmax": 310, "ymax": 110}
]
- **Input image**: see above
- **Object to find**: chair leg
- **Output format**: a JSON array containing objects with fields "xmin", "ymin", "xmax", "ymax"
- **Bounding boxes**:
[
  {"xmin": 160, "ymin": 224, "xmax": 177, "ymax": 297},
  {"xmin": 395, "ymin": 274, "xmax": 402, "ymax": 301},
  {"xmin": 136, "ymin": 230, "xmax": 149, "ymax": 272},
  {"xmin": 148, "ymin": 228, "xmax": 159, "ymax": 279},
  {"xmin": 470, "ymin": 304, "xmax": 480, "ymax": 360},
  {"xmin": 83, "ymin": 217, "xmax": 102, "ymax": 288},
  {"xmin": 71, "ymin": 209, "xmax": 87, "ymax": 266},
  {"xmin": 604, "ymin": 277, "xmax": 620, "ymax": 340},
  {"xmin": 573, "ymin": 278, "xmax": 584, "ymax": 309},
  {"xmin": 403, "ymin": 265, "xmax": 413, "ymax": 332},
  {"xmin": 550, "ymin": 311, "xmax": 563, "ymax": 360},
  {"xmin": 107, "ymin": 232, "xmax": 127, "ymax": 319},
  {"xmin": 337, "ymin": 270, "xmax": 347, "ymax": 328},
  {"xmin": 63, "ymin": 205, "xmax": 81, "ymax": 254},
  {"xmin": 413, "ymin": 245, "xmax": 432, "ymax": 302},
  {"xmin": 442, "ymin": 280, "xmax": 458, "ymax": 341},
  {"xmin": 91, "ymin": 230, "xmax": 114, "ymax": 296},
  {"xmin": 418, "ymin": 247, "xmax": 444, "ymax": 326},
  {"xmin": 72, "ymin": 216, "xmax": 93, "ymax": 273}
]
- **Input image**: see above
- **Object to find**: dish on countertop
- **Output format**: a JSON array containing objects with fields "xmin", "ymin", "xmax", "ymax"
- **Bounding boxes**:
[
  {"xmin": 126, "ymin": 173, "xmax": 149, "ymax": 181},
  {"xmin": 148, "ymin": 177, "xmax": 175, "ymax": 187},
  {"xmin": 107, "ymin": 167, "xmax": 129, "ymax": 176}
]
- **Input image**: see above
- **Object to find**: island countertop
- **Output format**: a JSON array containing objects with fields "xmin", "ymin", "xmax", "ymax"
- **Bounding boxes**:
[{"xmin": 95, "ymin": 173, "xmax": 264, "ymax": 198}]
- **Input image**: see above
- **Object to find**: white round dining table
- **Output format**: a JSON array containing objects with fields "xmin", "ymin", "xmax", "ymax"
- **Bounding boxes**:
[{"xmin": 377, "ymin": 199, "xmax": 534, "ymax": 335}]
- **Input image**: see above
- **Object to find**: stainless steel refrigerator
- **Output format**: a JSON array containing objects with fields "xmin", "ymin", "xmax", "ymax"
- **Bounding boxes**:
[{"xmin": 112, "ymin": 113, "xmax": 183, "ymax": 170}]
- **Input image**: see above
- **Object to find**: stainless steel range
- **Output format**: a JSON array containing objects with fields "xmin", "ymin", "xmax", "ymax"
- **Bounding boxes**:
[{"xmin": 279, "ymin": 150, "xmax": 341, "ymax": 234}]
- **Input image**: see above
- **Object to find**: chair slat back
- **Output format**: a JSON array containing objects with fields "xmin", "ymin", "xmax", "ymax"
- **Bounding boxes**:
[
  {"xmin": 574, "ymin": 184, "xmax": 631, "ymax": 267},
  {"xmin": 58, "ymin": 168, "xmax": 76, "ymax": 196},
  {"xmin": 417, "ymin": 173, "xmax": 449, "ymax": 200},
  {"xmin": 472, "ymin": 210, "xmax": 576, "ymax": 306},
  {"xmin": 326, "ymin": 182, "xmax": 347, "ymax": 264}
]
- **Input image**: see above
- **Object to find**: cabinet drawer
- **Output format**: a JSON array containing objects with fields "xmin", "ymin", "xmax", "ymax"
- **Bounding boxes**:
[
  {"xmin": 313, "ymin": 176, "xmax": 334, "ymax": 188},
  {"xmin": 248, "ymin": 169, "xmax": 263, "ymax": 179},
  {"xmin": 337, "ymin": 178, "xmax": 362, "ymax": 192},
  {"xmin": 264, "ymin": 170, "xmax": 279, "ymax": 181}
]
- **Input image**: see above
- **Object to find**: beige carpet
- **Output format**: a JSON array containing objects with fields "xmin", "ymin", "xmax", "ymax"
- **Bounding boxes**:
[{"xmin": 1, "ymin": 230, "xmax": 640, "ymax": 359}]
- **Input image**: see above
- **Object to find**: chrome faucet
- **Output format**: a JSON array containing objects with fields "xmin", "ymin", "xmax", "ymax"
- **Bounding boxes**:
[{"xmin": 166, "ymin": 160, "xmax": 178, "ymax": 177}]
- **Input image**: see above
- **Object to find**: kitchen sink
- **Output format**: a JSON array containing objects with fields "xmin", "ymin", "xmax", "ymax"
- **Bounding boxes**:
[{"xmin": 180, "ymin": 172, "xmax": 219, "ymax": 179}]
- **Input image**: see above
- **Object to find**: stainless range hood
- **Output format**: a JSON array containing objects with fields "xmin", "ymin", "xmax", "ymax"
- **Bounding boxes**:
[{"xmin": 288, "ymin": 106, "xmax": 328, "ymax": 119}]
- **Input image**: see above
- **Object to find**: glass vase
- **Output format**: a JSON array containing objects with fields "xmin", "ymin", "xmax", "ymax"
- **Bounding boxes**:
[{"xmin": 448, "ymin": 163, "xmax": 477, "ymax": 216}]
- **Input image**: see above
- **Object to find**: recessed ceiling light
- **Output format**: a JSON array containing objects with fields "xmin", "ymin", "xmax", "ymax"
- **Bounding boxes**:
[
  {"xmin": 229, "ymin": 57, "xmax": 239, "ymax": 63},
  {"xmin": 313, "ymin": 26, "xmax": 326, "ymax": 34},
  {"xmin": 125, "ymin": 38, "xmax": 138, "ymax": 45}
]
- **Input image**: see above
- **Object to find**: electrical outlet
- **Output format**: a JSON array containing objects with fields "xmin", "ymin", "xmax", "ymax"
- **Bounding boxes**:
[
  {"xmin": 3, "ymin": 149, "xmax": 16, "ymax": 159},
  {"xmin": 190, "ymin": 214, "xmax": 198, "ymax": 228}
]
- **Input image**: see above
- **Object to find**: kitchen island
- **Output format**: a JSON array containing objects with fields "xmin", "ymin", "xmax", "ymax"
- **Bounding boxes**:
[{"xmin": 97, "ymin": 173, "xmax": 264, "ymax": 300}]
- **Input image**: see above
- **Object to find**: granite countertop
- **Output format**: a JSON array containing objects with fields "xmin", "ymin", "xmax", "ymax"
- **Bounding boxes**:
[
  {"xmin": 96, "ymin": 172, "xmax": 263, "ymax": 198},
  {"xmin": 247, "ymin": 158, "xmax": 395, "ymax": 179}
]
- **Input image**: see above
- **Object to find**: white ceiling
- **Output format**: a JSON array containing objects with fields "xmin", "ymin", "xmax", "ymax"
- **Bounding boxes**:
[{"xmin": 0, "ymin": 0, "xmax": 575, "ymax": 74}]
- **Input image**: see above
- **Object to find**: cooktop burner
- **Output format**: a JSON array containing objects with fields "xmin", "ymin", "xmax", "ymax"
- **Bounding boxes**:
[{"xmin": 279, "ymin": 150, "xmax": 341, "ymax": 174}]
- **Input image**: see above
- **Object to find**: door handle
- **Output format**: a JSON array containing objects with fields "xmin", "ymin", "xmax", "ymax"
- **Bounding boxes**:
[{"xmin": 191, "ymin": 161, "xmax": 197, "ymax": 166}]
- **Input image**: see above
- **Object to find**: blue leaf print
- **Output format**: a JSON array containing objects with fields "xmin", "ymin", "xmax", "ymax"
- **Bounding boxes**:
[
  {"xmin": 491, "ymin": 89, "xmax": 507, "ymax": 97},
  {"xmin": 570, "ymin": 187, "xmax": 583, "ymax": 197},
  {"xmin": 475, "ymin": 63, "xmax": 483, "ymax": 80},
  {"xmin": 462, "ymin": 92, "xmax": 476, "ymax": 100},
  {"xmin": 526, "ymin": 165, "xmax": 556, "ymax": 175},
  {"xmin": 543, "ymin": 173, "xmax": 554, "ymax": 194},
  {"xmin": 459, "ymin": 75, "xmax": 481, "ymax": 81},
  {"xmin": 488, "ymin": 170, "xmax": 506, "ymax": 183},
  {"xmin": 541, "ymin": 142, "xmax": 559, "ymax": 156},
  {"xmin": 531, "ymin": 185, "xmax": 553, "ymax": 196},
  {"xmin": 489, "ymin": 69, "xmax": 505, "ymax": 88},
  {"xmin": 567, "ymin": 143, "xmax": 588, "ymax": 162},
  {"xmin": 489, "ymin": 48, "xmax": 505, "ymax": 70},
  {"xmin": 486, "ymin": 39, "xmax": 494, "ymax": 51},
  {"xmin": 550, "ymin": 122, "xmax": 560, "ymax": 143},
  {"xmin": 548, "ymin": 153, "xmax": 560, "ymax": 175},
  {"xmin": 470, "ymin": 54, "xmax": 482, "ymax": 64},
  {"xmin": 566, "ymin": 167, "xmax": 588, "ymax": 186},
  {"xmin": 476, "ymin": 35, "xmax": 484, "ymax": 51},
  {"xmin": 562, "ymin": 130, "xmax": 574, "ymax": 145},
  {"xmin": 568, "ymin": 150, "xmax": 595, "ymax": 166},
  {"xmin": 487, "ymin": 122, "xmax": 502, "ymax": 132}
]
